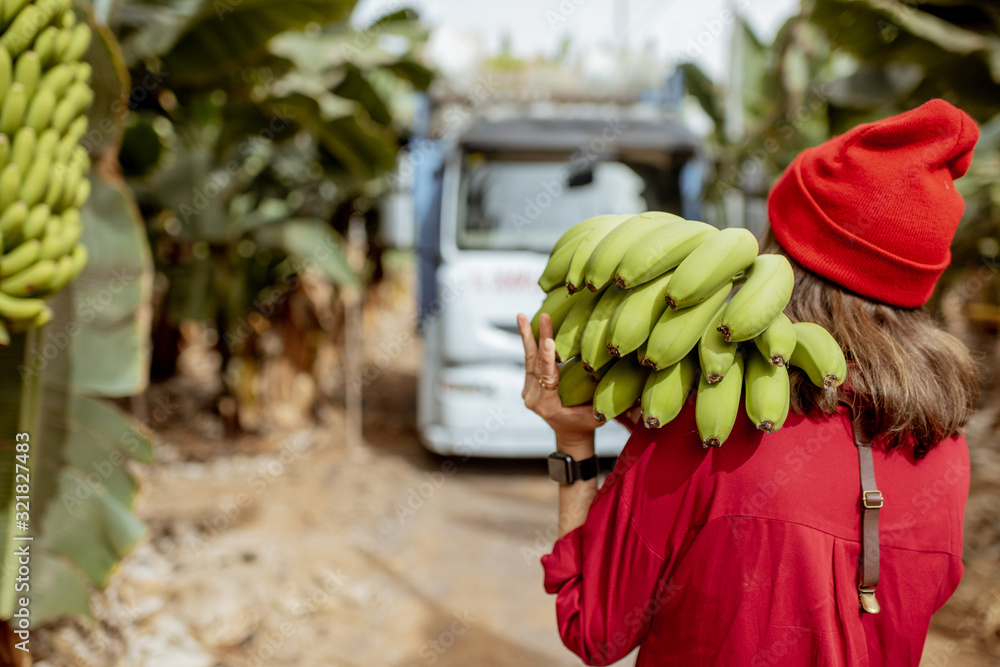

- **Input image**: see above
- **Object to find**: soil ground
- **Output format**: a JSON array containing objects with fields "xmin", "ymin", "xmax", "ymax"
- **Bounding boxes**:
[{"xmin": 33, "ymin": 266, "xmax": 1000, "ymax": 667}]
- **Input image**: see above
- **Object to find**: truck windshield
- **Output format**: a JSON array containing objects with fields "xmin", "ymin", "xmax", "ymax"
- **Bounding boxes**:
[{"xmin": 457, "ymin": 158, "xmax": 648, "ymax": 252}]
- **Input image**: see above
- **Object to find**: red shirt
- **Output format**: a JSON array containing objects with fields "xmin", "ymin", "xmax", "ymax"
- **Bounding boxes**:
[{"xmin": 542, "ymin": 401, "xmax": 969, "ymax": 666}]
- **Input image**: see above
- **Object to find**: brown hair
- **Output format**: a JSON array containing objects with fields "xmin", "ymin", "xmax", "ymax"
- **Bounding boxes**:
[{"xmin": 760, "ymin": 230, "xmax": 979, "ymax": 458}]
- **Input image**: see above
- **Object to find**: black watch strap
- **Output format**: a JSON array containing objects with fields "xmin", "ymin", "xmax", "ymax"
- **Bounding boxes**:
[{"xmin": 547, "ymin": 451, "xmax": 599, "ymax": 485}]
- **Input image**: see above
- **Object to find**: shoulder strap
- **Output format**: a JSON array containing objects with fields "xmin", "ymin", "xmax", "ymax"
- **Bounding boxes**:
[{"xmin": 850, "ymin": 407, "xmax": 882, "ymax": 614}]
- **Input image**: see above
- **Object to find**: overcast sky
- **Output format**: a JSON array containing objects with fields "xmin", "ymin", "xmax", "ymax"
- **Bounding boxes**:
[{"xmin": 353, "ymin": 0, "xmax": 801, "ymax": 80}]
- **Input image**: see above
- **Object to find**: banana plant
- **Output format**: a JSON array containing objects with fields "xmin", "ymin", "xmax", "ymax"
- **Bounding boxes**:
[
  {"xmin": 104, "ymin": 0, "xmax": 432, "ymax": 415},
  {"xmin": 682, "ymin": 2, "xmax": 1000, "ymax": 308},
  {"xmin": 0, "ymin": 5, "xmax": 154, "ymax": 626}
]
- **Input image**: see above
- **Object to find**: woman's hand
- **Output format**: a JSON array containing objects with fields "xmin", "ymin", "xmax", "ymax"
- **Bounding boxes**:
[{"xmin": 517, "ymin": 311, "xmax": 603, "ymax": 455}]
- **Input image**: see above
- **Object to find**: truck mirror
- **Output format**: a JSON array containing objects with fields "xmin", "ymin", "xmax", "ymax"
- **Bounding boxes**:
[{"xmin": 568, "ymin": 168, "xmax": 594, "ymax": 187}]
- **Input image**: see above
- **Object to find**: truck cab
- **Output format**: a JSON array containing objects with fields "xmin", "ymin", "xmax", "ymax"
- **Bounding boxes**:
[{"xmin": 414, "ymin": 111, "xmax": 701, "ymax": 457}]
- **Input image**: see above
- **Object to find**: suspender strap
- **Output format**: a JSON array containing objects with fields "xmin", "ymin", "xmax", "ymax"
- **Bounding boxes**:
[{"xmin": 851, "ymin": 408, "xmax": 882, "ymax": 614}]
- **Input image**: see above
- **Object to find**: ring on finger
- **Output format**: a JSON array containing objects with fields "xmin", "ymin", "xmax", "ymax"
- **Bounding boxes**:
[{"xmin": 538, "ymin": 377, "xmax": 558, "ymax": 391}]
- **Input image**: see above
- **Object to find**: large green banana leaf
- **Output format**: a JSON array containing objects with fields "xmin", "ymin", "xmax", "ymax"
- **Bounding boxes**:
[
  {"xmin": 160, "ymin": 0, "xmax": 355, "ymax": 84},
  {"xmin": 0, "ymin": 168, "xmax": 154, "ymax": 625}
]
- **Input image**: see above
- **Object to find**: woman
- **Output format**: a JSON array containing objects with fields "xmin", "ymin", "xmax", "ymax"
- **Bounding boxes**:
[{"xmin": 516, "ymin": 99, "xmax": 980, "ymax": 666}]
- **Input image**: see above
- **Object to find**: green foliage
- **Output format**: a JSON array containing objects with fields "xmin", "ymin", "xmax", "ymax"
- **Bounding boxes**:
[
  {"xmin": 0, "ymin": 169, "xmax": 155, "ymax": 625},
  {"xmin": 684, "ymin": 2, "xmax": 1000, "ymax": 287}
]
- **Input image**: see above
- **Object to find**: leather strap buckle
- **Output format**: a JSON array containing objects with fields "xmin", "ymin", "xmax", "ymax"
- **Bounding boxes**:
[
  {"xmin": 858, "ymin": 586, "xmax": 881, "ymax": 614},
  {"xmin": 862, "ymin": 490, "xmax": 883, "ymax": 509}
]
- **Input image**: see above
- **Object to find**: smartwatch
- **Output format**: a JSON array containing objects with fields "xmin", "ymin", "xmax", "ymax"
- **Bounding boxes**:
[{"xmin": 547, "ymin": 451, "xmax": 599, "ymax": 485}]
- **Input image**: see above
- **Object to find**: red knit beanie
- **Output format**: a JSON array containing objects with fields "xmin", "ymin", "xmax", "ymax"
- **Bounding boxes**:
[{"xmin": 768, "ymin": 99, "xmax": 978, "ymax": 308}]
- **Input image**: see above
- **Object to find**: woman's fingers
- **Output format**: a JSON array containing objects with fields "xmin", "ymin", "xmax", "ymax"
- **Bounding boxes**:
[
  {"xmin": 516, "ymin": 313, "xmax": 538, "ymax": 399},
  {"xmin": 535, "ymin": 324, "xmax": 559, "ymax": 387}
]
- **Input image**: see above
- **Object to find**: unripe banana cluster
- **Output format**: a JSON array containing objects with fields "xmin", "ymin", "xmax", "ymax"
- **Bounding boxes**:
[
  {"xmin": 0, "ymin": 0, "xmax": 93, "ymax": 343},
  {"xmin": 531, "ymin": 212, "xmax": 848, "ymax": 448}
]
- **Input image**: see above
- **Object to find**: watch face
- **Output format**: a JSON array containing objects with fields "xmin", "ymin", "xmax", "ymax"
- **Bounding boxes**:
[{"xmin": 548, "ymin": 453, "xmax": 571, "ymax": 484}]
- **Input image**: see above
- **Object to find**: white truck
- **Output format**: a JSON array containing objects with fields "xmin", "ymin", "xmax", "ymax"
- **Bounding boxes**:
[{"xmin": 412, "ymin": 110, "xmax": 702, "ymax": 457}]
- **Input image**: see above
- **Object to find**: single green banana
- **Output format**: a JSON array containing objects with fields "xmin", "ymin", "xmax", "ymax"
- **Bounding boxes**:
[
  {"xmin": 558, "ymin": 357, "xmax": 599, "ymax": 407},
  {"xmin": 59, "ymin": 166, "xmax": 78, "ymax": 210},
  {"xmin": 21, "ymin": 203, "xmax": 48, "ymax": 240},
  {"xmin": 530, "ymin": 287, "xmax": 587, "ymax": 340},
  {"xmin": 1, "ymin": 0, "xmax": 29, "ymax": 26},
  {"xmin": 58, "ymin": 207, "xmax": 79, "ymax": 254},
  {"xmin": 60, "ymin": 114, "xmax": 87, "ymax": 150},
  {"xmin": 788, "ymin": 322, "xmax": 847, "ymax": 388},
  {"xmin": 641, "ymin": 355, "xmax": 696, "ymax": 428},
  {"xmin": 636, "ymin": 339, "xmax": 649, "ymax": 367},
  {"xmin": 40, "ymin": 251, "xmax": 72, "ymax": 294},
  {"xmin": 51, "ymin": 82, "xmax": 92, "ymax": 132},
  {"xmin": 754, "ymin": 312, "xmax": 796, "ymax": 367},
  {"xmin": 0, "ymin": 81, "xmax": 26, "ymax": 134},
  {"xmin": 0, "ymin": 5, "xmax": 44, "ymax": 56},
  {"xmin": 35, "ymin": 126, "xmax": 58, "ymax": 160},
  {"xmin": 13, "ymin": 50, "xmax": 39, "ymax": 99},
  {"xmin": 44, "ymin": 162, "xmax": 64, "ymax": 208},
  {"xmin": 64, "ymin": 242, "xmax": 86, "ymax": 281},
  {"xmin": 552, "ymin": 214, "xmax": 620, "ymax": 254},
  {"xmin": 38, "ymin": 216, "xmax": 63, "ymax": 260},
  {"xmin": 9, "ymin": 124, "xmax": 32, "ymax": 170},
  {"xmin": 583, "ymin": 212, "xmax": 679, "ymax": 292},
  {"xmin": 564, "ymin": 214, "xmax": 633, "ymax": 293},
  {"xmin": 60, "ymin": 8, "xmax": 74, "ymax": 28},
  {"xmin": 615, "ymin": 219, "xmax": 718, "ymax": 289},
  {"xmin": 0, "ymin": 257, "xmax": 56, "ymax": 295},
  {"xmin": 0, "ymin": 45, "xmax": 10, "ymax": 103},
  {"xmin": 38, "ymin": 62, "xmax": 72, "ymax": 94},
  {"xmin": 72, "ymin": 177, "xmax": 89, "ymax": 208},
  {"xmin": 19, "ymin": 150, "xmax": 50, "ymax": 206},
  {"xmin": 0, "ymin": 197, "xmax": 25, "ymax": 235},
  {"xmin": 0, "ymin": 161, "xmax": 20, "ymax": 209},
  {"xmin": 33, "ymin": 26, "xmax": 57, "ymax": 66},
  {"xmin": 717, "ymin": 254, "xmax": 794, "ymax": 342},
  {"xmin": 553, "ymin": 286, "xmax": 604, "ymax": 362},
  {"xmin": 744, "ymin": 347, "xmax": 791, "ymax": 433},
  {"xmin": 74, "ymin": 62, "xmax": 91, "ymax": 84},
  {"xmin": 593, "ymin": 353, "xmax": 648, "ymax": 422},
  {"xmin": 695, "ymin": 352, "xmax": 745, "ymax": 447},
  {"xmin": 24, "ymin": 86, "xmax": 54, "ymax": 132},
  {"xmin": 60, "ymin": 23, "xmax": 90, "ymax": 64},
  {"xmin": 664, "ymin": 227, "xmax": 758, "ymax": 309},
  {"xmin": 698, "ymin": 303, "xmax": 737, "ymax": 383},
  {"xmin": 538, "ymin": 235, "xmax": 585, "ymax": 292},
  {"xmin": 645, "ymin": 281, "xmax": 732, "ymax": 370},
  {"xmin": 51, "ymin": 27, "xmax": 71, "ymax": 62},
  {"xmin": 606, "ymin": 270, "xmax": 673, "ymax": 358},
  {"xmin": 0, "ymin": 289, "xmax": 45, "ymax": 319},
  {"xmin": 579, "ymin": 285, "xmax": 629, "ymax": 372}
]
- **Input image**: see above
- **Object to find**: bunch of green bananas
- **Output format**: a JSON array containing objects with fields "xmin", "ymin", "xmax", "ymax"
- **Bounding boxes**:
[
  {"xmin": 531, "ymin": 212, "xmax": 847, "ymax": 447},
  {"xmin": 0, "ymin": 0, "xmax": 93, "ymax": 345}
]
